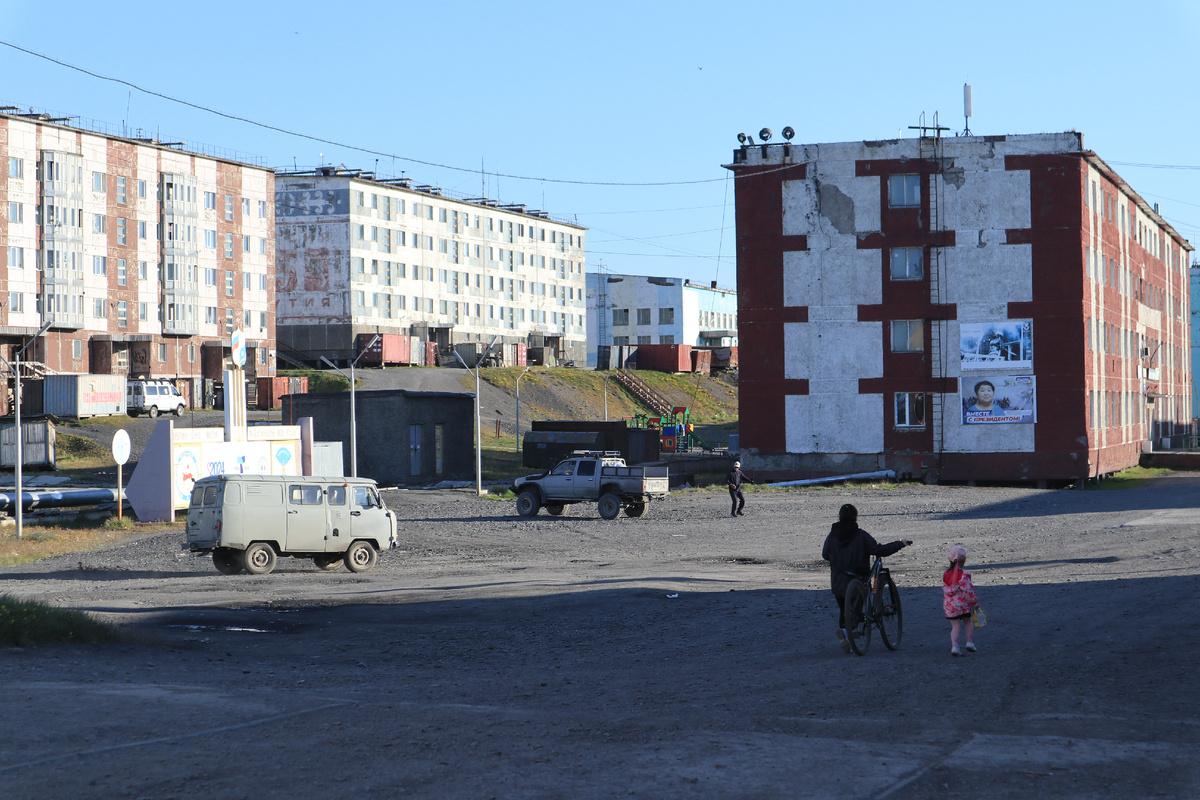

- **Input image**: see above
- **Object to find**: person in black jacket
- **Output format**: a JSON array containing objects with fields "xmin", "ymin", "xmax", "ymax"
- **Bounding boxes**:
[
  {"xmin": 726, "ymin": 461, "xmax": 752, "ymax": 517},
  {"xmin": 822, "ymin": 503, "xmax": 911, "ymax": 653}
]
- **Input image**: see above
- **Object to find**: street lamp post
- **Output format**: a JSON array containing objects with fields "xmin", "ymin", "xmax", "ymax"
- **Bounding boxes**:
[
  {"xmin": 2, "ymin": 320, "xmax": 52, "ymax": 540},
  {"xmin": 321, "ymin": 334, "xmax": 378, "ymax": 478},
  {"xmin": 454, "ymin": 350, "xmax": 483, "ymax": 495},
  {"xmin": 514, "ymin": 367, "xmax": 531, "ymax": 453}
]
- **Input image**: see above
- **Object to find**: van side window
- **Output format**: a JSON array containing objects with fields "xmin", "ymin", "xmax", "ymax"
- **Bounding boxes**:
[
  {"xmin": 224, "ymin": 483, "xmax": 241, "ymax": 504},
  {"xmin": 353, "ymin": 487, "xmax": 372, "ymax": 507},
  {"xmin": 328, "ymin": 486, "xmax": 346, "ymax": 505},
  {"xmin": 576, "ymin": 461, "xmax": 596, "ymax": 477},
  {"xmin": 289, "ymin": 485, "xmax": 323, "ymax": 505},
  {"xmin": 146, "ymin": 386, "xmax": 158, "ymax": 395},
  {"xmin": 203, "ymin": 485, "xmax": 219, "ymax": 505}
]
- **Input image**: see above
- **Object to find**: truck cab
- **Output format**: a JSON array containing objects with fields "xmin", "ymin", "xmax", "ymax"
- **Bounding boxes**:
[{"xmin": 512, "ymin": 450, "xmax": 669, "ymax": 520}]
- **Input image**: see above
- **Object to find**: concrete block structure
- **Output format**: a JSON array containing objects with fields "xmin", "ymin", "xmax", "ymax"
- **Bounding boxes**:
[
  {"xmin": 727, "ymin": 131, "xmax": 1193, "ymax": 483},
  {"xmin": 585, "ymin": 271, "xmax": 737, "ymax": 367},
  {"xmin": 274, "ymin": 168, "xmax": 587, "ymax": 367},
  {"xmin": 281, "ymin": 389, "xmax": 474, "ymax": 486},
  {"xmin": 0, "ymin": 108, "xmax": 275, "ymax": 406}
]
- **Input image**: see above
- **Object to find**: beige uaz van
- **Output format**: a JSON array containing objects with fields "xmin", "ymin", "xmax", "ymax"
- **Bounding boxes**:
[{"xmin": 184, "ymin": 474, "xmax": 397, "ymax": 575}]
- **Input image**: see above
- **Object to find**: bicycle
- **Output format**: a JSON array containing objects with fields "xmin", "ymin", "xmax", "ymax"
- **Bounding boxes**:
[{"xmin": 844, "ymin": 553, "xmax": 903, "ymax": 656}]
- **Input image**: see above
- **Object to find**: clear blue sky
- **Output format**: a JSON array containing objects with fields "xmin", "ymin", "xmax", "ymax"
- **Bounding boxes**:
[{"xmin": 3, "ymin": 1, "xmax": 1198, "ymax": 289}]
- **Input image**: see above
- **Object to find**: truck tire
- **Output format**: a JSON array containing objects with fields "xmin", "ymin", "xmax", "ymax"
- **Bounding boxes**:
[
  {"xmin": 625, "ymin": 501, "xmax": 647, "ymax": 518},
  {"xmin": 243, "ymin": 542, "xmax": 277, "ymax": 575},
  {"xmin": 212, "ymin": 547, "xmax": 244, "ymax": 575},
  {"xmin": 516, "ymin": 491, "xmax": 541, "ymax": 517},
  {"xmin": 545, "ymin": 503, "xmax": 566, "ymax": 516},
  {"xmin": 344, "ymin": 540, "xmax": 377, "ymax": 573},
  {"xmin": 598, "ymin": 493, "xmax": 622, "ymax": 520},
  {"xmin": 313, "ymin": 554, "xmax": 343, "ymax": 571},
  {"xmin": 148, "ymin": 405, "xmax": 160, "ymax": 418}
]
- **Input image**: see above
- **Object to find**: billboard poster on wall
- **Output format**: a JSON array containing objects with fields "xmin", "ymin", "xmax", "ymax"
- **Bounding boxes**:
[
  {"xmin": 960, "ymin": 320, "xmax": 1033, "ymax": 371},
  {"xmin": 961, "ymin": 375, "xmax": 1037, "ymax": 425}
]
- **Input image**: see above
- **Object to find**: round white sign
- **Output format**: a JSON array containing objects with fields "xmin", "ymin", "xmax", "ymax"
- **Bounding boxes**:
[{"xmin": 112, "ymin": 429, "xmax": 131, "ymax": 465}]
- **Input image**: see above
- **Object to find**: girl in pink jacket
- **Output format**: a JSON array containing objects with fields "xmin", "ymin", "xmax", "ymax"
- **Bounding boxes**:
[{"xmin": 943, "ymin": 545, "xmax": 979, "ymax": 656}]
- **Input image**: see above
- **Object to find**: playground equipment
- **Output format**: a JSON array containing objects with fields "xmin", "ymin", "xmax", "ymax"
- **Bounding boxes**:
[{"xmin": 631, "ymin": 406, "xmax": 713, "ymax": 453}]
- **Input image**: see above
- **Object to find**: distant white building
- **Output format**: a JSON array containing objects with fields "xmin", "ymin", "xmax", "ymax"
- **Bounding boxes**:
[
  {"xmin": 275, "ymin": 168, "xmax": 588, "ymax": 364},
  {"xmin": 585, "ymin": 271, "xmax": 737, "ymax": 366}
]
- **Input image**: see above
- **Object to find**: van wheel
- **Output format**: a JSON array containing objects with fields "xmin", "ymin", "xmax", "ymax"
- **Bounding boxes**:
[
  {"xmin": 516, "ymin": 491, "xmax": 541, "ymax": 517},
  {"xmin": 344, "ymin": 541, "xmax": 377, "ymax": 573},
  {"xmin": 148, "ymin": 406, "xmax": 160, "ymax": 418},
  {"xmin": 313, "ymin": 555, "xmax": 342, "ymax": 571},
  {"xmin": 598, "ymin": 493, "xmax": 622, "ymax": 520},
  {"xmin": 243, "ymin": 542, "xmax": 277, "ymax": 575},
  {"xmin": 174, "ymin": 405, "xmax": 185, "ymax": 416},
  {"xmin": 212, "ymin": 547, "xmax": 244, "ymax": 575}
]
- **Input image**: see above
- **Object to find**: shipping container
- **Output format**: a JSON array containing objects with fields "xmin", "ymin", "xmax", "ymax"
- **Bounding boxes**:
[
  {"xmin": 42, "ymin": 374, "xmax": 127, "ymax": 418},
  {"xmin": 454, "ymin": 342, "xmax": 482, "ymax": 367},
  {"xmin": 410, "ymin": 337, "xmax": 426, "ymax": 366},
  {"xmin": 514, "ymin": 342, "xmax": 527, "ymax": 367},
  {"xmin": 356, "ymin": 333, "xmax": 411, "ymax": 367},
  {"xmin": 634, "ymin": 344, "xmax": 693, "ymax": 374},
  {"xmin": 424, "ymin": 341, "xmax": 438, "ymax": 367},
  {"xmin": 691, "ymin": 349, "xmax": 712, "ymax": 376},
  {"xmin": 256, "ymin": 376, "xmax": 309, "ymax": 410}
]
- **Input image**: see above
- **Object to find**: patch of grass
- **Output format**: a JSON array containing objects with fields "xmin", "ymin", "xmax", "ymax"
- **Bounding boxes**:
[
  {"xmin": 0, "ymin": 594, "xmax": 126, "ymax": 647},
  {"xmin": 57, "ymin": 415, "xmax": 131, "ymax": 429},
  {"xmin": 0, "ymin": 521, "xmax": 182, "ymax": 566},
  {"xmin": 278, "ymin": 368, "xmax": 353, "ymax": 393},
  {"xmin": 1089, "ymin": 465, "xmax": 1171, "ymax": 490},
  {"xmin": 101, "ymin": 516, "xmax": 134, "ymax": 531},
  {"xmin": 56, "ymin": 433, "xmax": 112, "ymax": 468}
]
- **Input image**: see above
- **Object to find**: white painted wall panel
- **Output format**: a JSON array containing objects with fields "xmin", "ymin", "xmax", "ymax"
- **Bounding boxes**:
[
  {"xmin": 784, "ymin": 320, "xmax": 881, "ymax": 380},
  {"xmin": 784, "ymin": 246, "xmax": 882, "ymax": 310},
  {"xmin": 944, "ymin": 242, "xmax": 1033, "ymax": 306},
  {"xmin": 785, "ymin": 390, "xmax": 883, "ymax": 453}
]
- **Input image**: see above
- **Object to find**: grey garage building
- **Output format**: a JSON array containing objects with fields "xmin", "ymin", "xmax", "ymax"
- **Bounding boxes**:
[{"xmin": 282, "ymin": 389, "xmax": 475, "ymax": 486}]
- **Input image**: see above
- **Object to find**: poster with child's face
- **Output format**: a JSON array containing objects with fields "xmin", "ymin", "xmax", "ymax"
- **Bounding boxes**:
[{"xmin": 961, "ymin": 375, "xmax": 1037, "ymax": 424}]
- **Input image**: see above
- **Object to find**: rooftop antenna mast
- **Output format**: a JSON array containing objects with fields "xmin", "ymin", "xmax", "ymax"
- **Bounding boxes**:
[{"xmin": 963, "ymin": 83, "xmax": 973, "ymax": 136}]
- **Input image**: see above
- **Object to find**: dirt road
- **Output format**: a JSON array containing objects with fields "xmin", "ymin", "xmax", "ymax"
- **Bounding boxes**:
[{"xmin": 1, "ymin": 476, "xmax": 1198, "ymax": 799}]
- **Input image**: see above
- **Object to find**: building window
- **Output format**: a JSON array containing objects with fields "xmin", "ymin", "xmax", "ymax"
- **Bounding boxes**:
[
  {"xmin": 117, "ymin": 259, "xmax": 127, "ymax": 286},
  {"xmin": 243, "ymin": 235, "xmax": 251, "ymax": 253},
  {"xmin": 92, "ymin": 172, "xmax": 106, "ymax": 192},
  {"xmin": 259, "ymin": 347, "xmax": 268, "ymax": 365},
  {"xmin": 138, "ymin": 220, "xmax": 147, "ymax": 240},
  {"xmin": 226, "ymin": 271, "xmax": 235, "ymax": 296},
  {"xmin": 225, "ymin": 308, "xmax": 235, "ymax": 334},
  {"xmin": 159, "ymin": 343, "xmax": 168, "ymax": 362},
  {"xmin": 888, "ymin": 174, "xmax": 920, "ymax": 208},
  {"xmin": 225, "ymin": 195, "xmax": 233, "ymax": 220},
  {"xmin": 92, "ymin": 256, "xmax": 108, "ymax": 276},
  {"xmin": 6, "ymin": 246, "xmax": 23, "ymax": 269},
  {"xmin": 117, "ymin": 300, "xmax": 128, "ymax": 328},
  {"xmin": 895, "ymin": 392, "xmax": 925, "ymax": 427},
  {"xmin": 72, "ymin": 339, "xmax": 83, "ymax": 360},
  {"xmin": 613, "ymin": 308, "xmax": 630, "ymax": 326},
  {"xmin": 224, "ymin": 233, "xmax": 234, "ymax": 259},
  {"xmin": 116, "ymin": 176, "xmax": 127, "ymax": 205},
  {"xmin": 890, "ymin": 319, "xmax": 923, "ymax": 353},
  {"xmin": 258, "ymin": 200, "xmax": 267, "ymax": 217},
  {"xmin": 116, "ymin": 217, "xmax": 127, "ymax": 245},
  {"xmin": 93, "ymin": 213, "xmax": 106, "ymax": 234},
  {"xmin": 93, "ymin": 298, "xmax": 106, "ymax": 318},
  {"xmin": 7, "ymin": 202, "xmax": 21, "ymax": 224},
  {"xmin": 204, "ymin": 230, "xmax": 217, "ymax": 248},
  {"xmin": 205, "ymin": 306, "xmax": 217, "ymax": 324},
  {"xmin": 637, "ymin": 335, "xmax": 652, "ymax": 345},
  {"xmin": 139, "ymin": 261, "xmax": 148, "ymax": 280},
  {"xmin": 139, "ymin": 302, "xmax": 148, "ymax": 321},
  {"xmin": 659, "ymin": 335, "xmax": 675, "ymax": 345},
  {"xmin": 138, "ymin": 180, "xmax": 146, "ymax": 199},
  {"xmin": 890, "ymin": 247, "xmax": 923, "ymax": 280},
  {"xmin": 204, "ymin": 191, "xmax": 216, "ymax": 210},
  {"xmin": 612, "ymin": 336, "xmax": 629, "ymax": 346},
  {"xmin": 9, "ymin": 292, "xmax": 23, "ymax": 313},
  {"xmin": 637, "ymin": 308, "xmax": 651, "ymax": 326},
  {"xmin": 658, "ymin": 307, "xmax": 675, "ymax": 325},
  {"xmin": 8, "ymin": 157, "xmax": 23, "ymax": 179}
]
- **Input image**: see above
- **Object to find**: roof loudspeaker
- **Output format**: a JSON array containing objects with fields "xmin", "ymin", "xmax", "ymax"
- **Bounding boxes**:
[
  {"xmin": 782, "ymin": 126, "xmax": 795, "ymax": 140},
  {"xmin": 737, "ymin": 132, "xmax": 748, "ymax": 144},
  {"xmin": 759, "ymin": 128, "xmax": 772, "ymax": 142}
]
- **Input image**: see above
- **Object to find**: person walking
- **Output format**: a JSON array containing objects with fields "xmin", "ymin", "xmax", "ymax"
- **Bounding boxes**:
[
  {"xmin": 822, "ymin": 504, "xmax": 911, "ymax": 653},
  {"xmin": 943, "ymin": 545, "xmax": 980, "ymax": 656},
  {"xmin": 726, "ymin": 460, "xmax": 752, "ymax": 517}
]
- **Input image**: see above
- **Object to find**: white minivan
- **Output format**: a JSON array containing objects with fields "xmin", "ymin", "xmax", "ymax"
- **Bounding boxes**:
[
  {"xmin": 127, "ymin": 379, "xmax": 186, "ymax": 417},
  {"xmin": 184, "ymin": 474, "xmax": 398, "ymax": 575}
]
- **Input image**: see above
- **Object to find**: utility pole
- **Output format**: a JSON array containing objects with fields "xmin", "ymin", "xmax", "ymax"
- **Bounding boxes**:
[{"xmin": 321, "ymin": 334, "xmax": 379, "ymax": 477}]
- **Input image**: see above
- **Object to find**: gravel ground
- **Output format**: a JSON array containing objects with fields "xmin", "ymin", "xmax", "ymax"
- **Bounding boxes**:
[{"xmin": 1, "ymin": 475, "xmax": 1198, "ymax": 799}]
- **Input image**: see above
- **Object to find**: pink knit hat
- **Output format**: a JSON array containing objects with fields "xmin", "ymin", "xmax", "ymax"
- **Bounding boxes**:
[{"xmin": 949, "ymin": 545, "xmax": 968, "ymax": 563}]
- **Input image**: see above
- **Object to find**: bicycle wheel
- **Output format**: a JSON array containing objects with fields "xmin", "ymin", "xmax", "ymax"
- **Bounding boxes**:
[
  {"xmin": 878, "ymin": 574, "xmax": 903, "ymax": 650},
  {"xmin": 844, "ymin": 579, "xmax": 872, "ymax": 656}
]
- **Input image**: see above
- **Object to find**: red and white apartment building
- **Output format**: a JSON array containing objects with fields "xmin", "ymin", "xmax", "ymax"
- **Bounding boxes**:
[
  {"xmin": 0, "ymin": 107, "xmax": 274, "ymax": 407},
  {"xmin": 728, "ymin": 131, "xmax": 1192, "ymax": 483}
]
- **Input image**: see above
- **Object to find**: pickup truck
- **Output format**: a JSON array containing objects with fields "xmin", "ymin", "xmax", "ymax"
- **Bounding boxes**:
[{"xmin": 512, "ymin": 450, "xmax": 669, "ymax": 520}]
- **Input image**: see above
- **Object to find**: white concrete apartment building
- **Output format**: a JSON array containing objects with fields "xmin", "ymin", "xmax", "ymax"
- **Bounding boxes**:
[
  {"xmin": 274, "ymin": 168, "xmax": 588, "ymax": 365},
  {"xmin": 0, "ymin": 107, "xmax": 275, "ymax": 406},
  {"xmin": 585, "ymin": 271, "xmax": 737, "ymax": 367}
]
